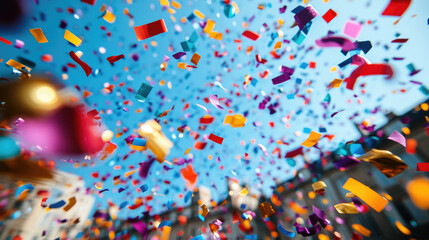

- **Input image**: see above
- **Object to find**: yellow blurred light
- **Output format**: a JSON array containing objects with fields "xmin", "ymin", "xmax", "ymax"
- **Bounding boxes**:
[
  {"xmin": 35, "ymin": 86, "xmax": 57, "ymax": 104},
  {"xmin": 102, "ymin": 130, "xmax": 114, "ymax": 142},
  {"xmin": 421, "ymin": 103, "xmax": 428, "ymax": 111}
]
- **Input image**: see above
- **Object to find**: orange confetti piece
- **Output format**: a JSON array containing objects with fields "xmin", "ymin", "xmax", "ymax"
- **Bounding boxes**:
[
  {"xmin": 301, "ymin": 131, "xmax": 322, "ymax": 148},
  {"xmin": 29, "ymin": 28, "xmax": 48, "ymax": 43},
  {"xmin": 343, "ymin": 178, "xmax": 388, "ymax": 212}
]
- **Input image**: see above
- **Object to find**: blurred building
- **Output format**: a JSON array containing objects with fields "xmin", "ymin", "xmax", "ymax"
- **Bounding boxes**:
[
  {"xmin": 0, "ymin": 170, "xmax": 94, "ymax": 240},
  {"xmin": 274, "ymin": 100, "xmax": 429, "ymax": 240}
]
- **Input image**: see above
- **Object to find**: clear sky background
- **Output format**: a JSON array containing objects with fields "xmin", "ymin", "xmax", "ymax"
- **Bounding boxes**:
[{"xmin": 1, "ymin": 0, "xmax": 428, "ymax": 217}]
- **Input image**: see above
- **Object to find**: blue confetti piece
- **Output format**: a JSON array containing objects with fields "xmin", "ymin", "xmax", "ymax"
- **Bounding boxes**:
[
  {"xmin": 303, "ymin": 127, "xmax": 311, "ymax": 134},
  {"xmin": 291, "ymin": 5, "xmax": 304, "ymax": 14},
  {"xmin": 167, "ymin": 199, "xmax": 174, "ymax": 210},
  {"xmin": 139, "ymin": 184, "xmax": 148, "ymax": 192},
  {"xmin": 76, "ymin": 232, "xmax": 83, "ymax": 239},
  {"xmin": 49, "ymin": 200, "xmax": 66, "ymax": 209},
  {"xmin": 245, "ymin": 235, "xmax": 257, "ymax": 239},
  {"xmin": 189, "ymin": 31, "xmax": 199, "ymax": 43},
  {"xmin": 278, "ymin": 224, "xmax": 296, "ymax": 238},
  {"xmin": 319, "ymin": 127, "xmax": 327, "ymax": 133},
  {"xmin": 240, "ymin": 203, "xmax": 246, "ymax": 209},
  {"xmin": 11, "ymin": 210, "xmax": 21, "ymax": 219},
  {"xmin": 191, "ymin": 235, "xmax": 204, "ymax": 240},
  {"xmin": 287, "ymin": 94, "xmax": 295, "ymax": 99},
  {"xmin": 299, "ymin": 62, "xmax": 309, "ymax": 69},
  {"xmin": 135, "ymin": 82, "xmax": 153, "ymax": 103},
  {"xmin": 184, "ymin": 191, "xmax": 192, "ymax": 203},
  {"xmin": 158, "ymin": 220, "xmax": 171, "ymax": 228},
  {"xmin": 119, "ymin": 201, "xmax": 128, "ymax": 209},
  {"xmin": 292, "ymin": 30, "xmax": 306, "ymax": 45},
  {"xmin": 198, "ymin": 212, "xmax": 205, "ymax": 222},
  {"xmin": 132, "ymin": 138, "xmax": 147, "ymax": 147},
  {"xmin": 15, "ymin": 183, "xmax": 34, "ymax": 197}
]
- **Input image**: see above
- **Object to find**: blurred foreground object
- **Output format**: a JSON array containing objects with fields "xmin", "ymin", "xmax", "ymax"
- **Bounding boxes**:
[
  {"xmin": 406, "ymin": 177, "xmax": 429, "ymax": 210},
  {"xmin": 0, "ymin": 75, "xmax": 61, "ymax": 119},
  {"xmin": 17, "ymin": 105, "xmax": 105, "ymax": 156},
  {"xmin": 0, "ymin": 153, "xmax": 53, "ymax": 182},
  {"xmin": 138, "ymin": 120, "xmax": 173, "ymax": 163}
]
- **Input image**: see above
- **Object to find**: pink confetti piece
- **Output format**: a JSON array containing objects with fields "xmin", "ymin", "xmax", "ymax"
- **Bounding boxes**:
[
  {"xmin": 209, "ymin": 95, "xmax": 224, "ymax": 110},
  {"xmin": 258, "ymin": 143, "xmax": 268, "ymax": 157},
  {"xmin": 343, "ymin": 21, "xmax": 362, "ymax": 39},
  {"xmin": 196, "ymin": 104, "xmax": 209, "ymax": 113},
  {"xmin": 388, "ymin": 130, "xmax": 406, "ymax": 147}
]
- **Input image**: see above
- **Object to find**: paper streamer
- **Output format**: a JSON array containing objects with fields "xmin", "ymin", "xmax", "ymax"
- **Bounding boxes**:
[
  {"xmin": 15, "ymin": 184, "xmax": 34, "ymax": 197},
  {"xmin": 134, "ymin": 19, "xmax": 168, "ymax": 41},
  {"xmin": 345, "ymin": 63, "xmax": 393, "ymax": 90},
  {"xmin": 158, "ymin": 220, "xmax": 171, "ymax": 228},
  {"xmin": 69, "ymin": 51, "xmax": 92, "ymax": 76},
  {"xmin": 63, "ymin": 197, "xmax": 76, "ymax": 212},
  {"xmin": 343, "ymin": 178, "xmax": 388, "ymax": 212},
  {"xmin": 388, "ymin": 130, "xmax": 406, "ymax": 147},
  {"xmin": 315, "ymin": 36, "xmax": 356, "ymax": 51},
  {"xmin": 106, "ymin": 54, "xmax": 125, "ymax": 64}
]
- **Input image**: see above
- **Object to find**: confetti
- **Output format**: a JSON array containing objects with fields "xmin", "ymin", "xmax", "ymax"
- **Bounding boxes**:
[
  {"xmin": 64, "ymin": 30, "xmax": 82, "ymax": 47},
  {"xmin": 343, "ymin": 178, "xmax": 388, "ymax": 212},
  {"xmin": 134, "ymin": 19, "xmax": 168, "ymax": 41},
  {"xmin": 29, "ymin": 28, "xmax": 48, "ymax": 43}
]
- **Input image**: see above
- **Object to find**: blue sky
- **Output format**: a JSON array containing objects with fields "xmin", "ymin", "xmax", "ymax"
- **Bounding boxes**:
[{"xmin": 1, "ymin": 0, "xmax": 428, "ymax": 217}]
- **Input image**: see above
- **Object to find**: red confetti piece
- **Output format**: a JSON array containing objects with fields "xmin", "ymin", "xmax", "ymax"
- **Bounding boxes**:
[
  {"xmin": 106, "ymin": 54, "xmax": 125, "ymax": 64},
  {"xmin": 0, "ymin": 36, "xmax": 12, "ymax": 45},
  {"xmin": 242, "ymin": 30, "xmax": 260, "ymax": 41},
  {"xmin": 69, "ymin": 51, "xmax": 92, "ymax": 77},
  {"xmin": 322, "ymin": 9, "xmax": 337, "ymax": 23},
  {"xmin": 199, "ymin": 116, "xmax": 214, "ymax": 124},
  {"xmin": 208, "ymin": 133, "xmax": 223, "ymax": 144},
  {"xmin": 81, "ymin": 0, "xmax": 96, "ymax": 5},
  {"xmin": 345, "ymin": 63, "xmax": 393, "ymax": 90},
  {"xmin": 391, "ymin": 38, "xmax": 408, "ymax": 43},
  {"xmin": 194, "ymin": 141, "xmax": 207, "ymax": 150},
  {"xmin": 382, "ymin": 0, "xmax": 411, "ymax": 17},
  {"xmin": 134, "ymin": 19, "xmax": 167, "ymax": 41},
  {"xmin": 180, "ymin": 164, "xmax": 198, "ymax": 186},
  {"xmin": 417, "ymin": 163, "xmax": 429, "ymax": 172}
]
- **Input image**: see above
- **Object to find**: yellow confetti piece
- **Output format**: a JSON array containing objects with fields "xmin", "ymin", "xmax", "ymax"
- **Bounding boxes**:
[
  {"xmin": 168, "ymin": 8, "xmax": 176, "ymax": 14},
  {"xmin": 193, "ymin": 9, "xmax": 205, "ymax": 19},
  {"xmin": 29, "ymin": 28, "xmax": 48, "ymax": 43},
  {"xmin": 180, "ymin": 17, "xmax": 187, "ymax": 23},
  {"xmin": 204, "ymin": 19, "xmax": 215, "ymax": 33},
  {"xmin": 160, "ymin": 0, "xmax": 170, "ymax": 7},
  {"xmin": 170, "ymin": 15, "xmax": 177, "ymax": 22},
  {"xmin": 232, "ymin": 1, "xmax": 239, "ymax": 14},
  {"xmin": 402, "ymin": 127, "xmax": 410, "ymax": 135},
  {"xmin": 352, "ymin": 224, "xmax": 371, "ymax": 237},
  {"xmin": 334, "ymin": 202, "xmax": 359, "ymax": 214},
  {"xmin": 318, "ymin": 233, "xmax": 329, "ymax": 240},
  {"xmin": 239, "ymin": 188, "xmax": 248, "ymax": 197},
  {"xmin": 395, "ymin": 221, "xmax": 411, "ymax": 235},
  {"xmin": 64, "ymin": 29, "xmax": 82, "ymax": 47},
  {"xmin": 209, "ymin": 31, "xmax": 223, "ymax": 40},
  {"xmin": 124, "ymin": 169, "xmax": 138, "ymax": 177},
  {"xmin": 184, "ymin": 148, "xmax": 191, "ymax": 155},
  {"xmin": 94, "ymin": 183, "xmax": 103, "ymax": 189},
  {"xmin": 178, "ymin": 62, "xmax": 187, "ymax": 69},
  {"xmin": 343, "ymin": 178, "xmax": 388, "ymax": 212},
  {"xmin": 6, "ymin": 59, "xmax": 32, "ymax": 72},
  {"xmin": 273, "ymin": 41, "xmax": 282, "ymax": 50},
  {"xmin": 171, "ymin": 1, "xmax": 181, "ymax": 9},
  {"xmin": 103, "ymin": 10, "xmax": 116, "ymax": 23},
  {"xmin": 328, "ymin": 79, "xmax": 343, "ymax": 88},
  {"xmin": 301, "ymin": 131, "xmax": 321, "ymax": 148}
]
